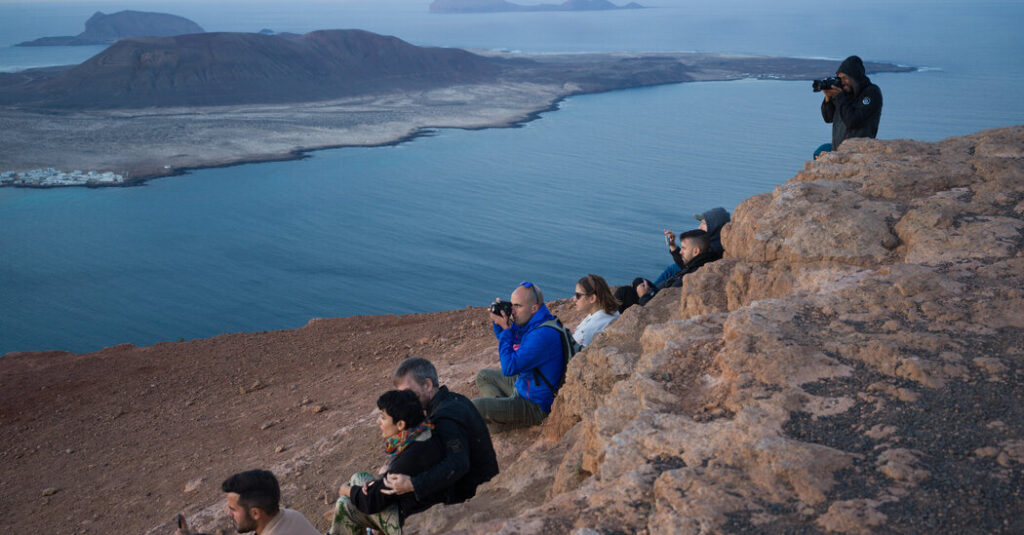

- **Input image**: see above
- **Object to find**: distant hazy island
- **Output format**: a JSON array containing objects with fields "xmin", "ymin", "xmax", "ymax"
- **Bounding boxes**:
[
  {"xmin": 0, "ymin": 29, "xmax": 913, "ymax": 186},
  {"xmin": 430, "ymin": 0, "xmax": 642, "ymax": 13},
  {"xmin": 17, "ymin": 10, "xmax": 204, "ymax": 47}
]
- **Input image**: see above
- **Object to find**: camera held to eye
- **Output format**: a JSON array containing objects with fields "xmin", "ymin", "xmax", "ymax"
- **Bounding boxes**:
[
  {"xmin": 812, "ymin": 77, "xmax": 842, "ymax": 92},
  {"xmin": 489, "ymin": 301, "xmax": 513, "ymax": 317}
]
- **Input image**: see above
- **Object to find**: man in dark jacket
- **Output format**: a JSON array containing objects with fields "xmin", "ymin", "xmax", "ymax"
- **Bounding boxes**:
[
  {"xmin": 635, "ymin": 229, "xmax": 717, "ymax": 306},
  {"xmin": 821, "ymin": 55, "xmax": 883, "ymax": 150},
  {"xmin": 384, "ymin": 357, "xmax": 499, "ymax": 509},
  {"xmin": 650, "ymin": 206, "xmax": 730, "ymax": 288}
]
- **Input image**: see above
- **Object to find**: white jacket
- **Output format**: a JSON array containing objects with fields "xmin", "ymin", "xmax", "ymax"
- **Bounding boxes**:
[{"xmin": 572, "ymin": 309, "xmax": 619, "ymax": 347}]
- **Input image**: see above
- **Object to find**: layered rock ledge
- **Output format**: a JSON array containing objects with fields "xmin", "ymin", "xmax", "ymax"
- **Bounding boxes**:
[
  {"xmin": 0, "ymin": 126, "xmax": 1021, "ymax": 535},
  {"xmin": 416, "ymin": 126, "xmax": 1024, "ymax": 534}
]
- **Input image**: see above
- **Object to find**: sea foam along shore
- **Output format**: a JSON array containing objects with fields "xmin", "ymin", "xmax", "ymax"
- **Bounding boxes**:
[{"xmin": 1, "ymin": 167, "xmax": 125, "ymax": 187}]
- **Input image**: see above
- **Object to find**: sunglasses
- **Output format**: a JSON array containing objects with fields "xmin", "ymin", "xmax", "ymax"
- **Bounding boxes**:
[{"xmin": 520, "ymin": 281, "xmax": 540, "ymax": 303}]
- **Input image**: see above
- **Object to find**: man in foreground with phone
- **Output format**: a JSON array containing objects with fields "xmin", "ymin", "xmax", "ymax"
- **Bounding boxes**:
[
  {"xmin": 634, "ymin": 229, "xmax": 716, "ymax": 306},
  {"xmin": 175, "ymin": 469, "xmax": 319, "ymax": 535}
]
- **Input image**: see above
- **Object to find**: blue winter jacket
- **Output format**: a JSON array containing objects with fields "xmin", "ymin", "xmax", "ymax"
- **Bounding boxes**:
[{"xmin": 491, "ymin": 303, "xmax": 564, "ymax": 412}]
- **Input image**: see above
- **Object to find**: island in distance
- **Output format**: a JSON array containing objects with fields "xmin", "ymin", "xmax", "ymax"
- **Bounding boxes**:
[
  {"xmin": 0, "ymin": 29, "xmax": 913, "ymax": 186},
  {"xmin": 430, "ymin": 0, "xmax": 642, "ymax": 13},
  {"xmin": 17, "ymin": 10, "xmax": 204, "ymax": 47}
]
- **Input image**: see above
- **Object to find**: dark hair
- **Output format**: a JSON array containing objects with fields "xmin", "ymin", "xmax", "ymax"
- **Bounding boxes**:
[
  {"xmin": 576, "ymin": 274, "xmax": 619, "ymax": 315},
  {"xmin": 221, "ymin": 470, "xmax": 280, "ymax": 516},
  {"xmin": 679, "ymin": 229, "xmax": 710, "ymax": 253},
  {"xmin": 393, "ymin": 357, "xmax": 438, "ymax": 389},
  {"xmin": 377, "ymin": 390, "xmax": 426, "ymax": 429}
]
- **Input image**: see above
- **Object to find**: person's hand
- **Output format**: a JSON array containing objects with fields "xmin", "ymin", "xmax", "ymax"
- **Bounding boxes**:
[
  {"xmin": 663, "ymin": 229, "xmax": 677, "ymax": 251},
  {"xmin": 173, "ymin": 514, "xmax": 194, "ymax": 535},
  {"xmin": 381, "ymin": 473, "xmax": 414, "ymax": 495},
  {"xmin": 823, "ymin": 87, "xmax": 840, "ymax": 101},
  {"xmin": 489, "ymin": 298, "xmax": 511, "ymax": 330},
  {"xmin": 636, "ymin": 280, "xmax": 652, "ymax": 298},
  {"xmin": 339, "ymin": 483, "xmax": 352, "ymax": 499}
]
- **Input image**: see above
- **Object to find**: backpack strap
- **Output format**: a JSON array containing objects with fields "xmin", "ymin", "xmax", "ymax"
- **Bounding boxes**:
[{"xmin": 532, "ymin": 318, "xmax": 579, "ymax": 394}]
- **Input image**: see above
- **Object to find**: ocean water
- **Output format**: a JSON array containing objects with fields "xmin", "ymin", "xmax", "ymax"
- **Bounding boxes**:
[{"xmin": 1, "ymin": 0, "xmax": 1023, "ymax": 355}]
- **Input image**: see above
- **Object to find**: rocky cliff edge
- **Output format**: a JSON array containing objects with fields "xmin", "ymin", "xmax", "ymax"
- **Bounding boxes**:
[
  {"xmin": 415, "ymin": 126, "xmax": 1024, "ymax": 534},
  {"xmin": 1, "ymin": 127, "xmax": 1021, "ymax": 535}
]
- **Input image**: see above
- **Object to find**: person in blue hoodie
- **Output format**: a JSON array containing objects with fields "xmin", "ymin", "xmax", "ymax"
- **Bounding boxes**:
[{"xmin": 473, "ymin": 281, "xmax": 564, "ymax": 427}]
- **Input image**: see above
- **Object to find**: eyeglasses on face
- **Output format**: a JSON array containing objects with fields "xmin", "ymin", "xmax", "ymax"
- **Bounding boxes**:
[{"xmin": 574, "ymin": 292, "xmax": 589, "ymax": 299}]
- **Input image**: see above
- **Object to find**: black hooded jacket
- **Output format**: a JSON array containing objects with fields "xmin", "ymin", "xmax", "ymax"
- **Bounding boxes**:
[
  {"xmin": 409, "ymin": 386, "xmax": 499, "ymax": 507},
  {"xmin": 821, "ymin": 55, "xmax": 883, "ymax": 149},
  {"xmin": 699, "ymin": 206, "xmax": 731, "ymax": 256},
  {"xmin": 637, "ymin": 247, "xmax": 720, "ymax": 306}
]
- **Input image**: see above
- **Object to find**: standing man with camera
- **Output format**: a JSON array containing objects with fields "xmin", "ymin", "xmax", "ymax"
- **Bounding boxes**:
[
  {"xmin": 820, "ymin": 55, "xmax": 883, "ymax": 151},
  {"xmin": 473, "ymin": 281, "xmax": 564, "ymax": 427}
]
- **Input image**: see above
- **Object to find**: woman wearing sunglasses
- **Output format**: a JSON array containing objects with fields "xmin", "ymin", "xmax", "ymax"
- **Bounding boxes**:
[{"xmin": 571, "ymin": 274, "xmax": 620, "ymax": 348}]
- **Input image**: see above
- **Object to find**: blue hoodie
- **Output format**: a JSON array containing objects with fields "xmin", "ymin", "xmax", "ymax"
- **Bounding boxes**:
[{"xmin": 492, "ymin": 303, "xmax": 564, "ymax": 412}]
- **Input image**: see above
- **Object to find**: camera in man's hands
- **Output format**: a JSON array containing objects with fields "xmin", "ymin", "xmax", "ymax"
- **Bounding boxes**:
[
  {"xmin": 812, "ymin": 77, "xmax": 842, "ymax": 92},
  {"xmin": 489, "ymin": 301, "xmax": 513, "ymax": 317}
]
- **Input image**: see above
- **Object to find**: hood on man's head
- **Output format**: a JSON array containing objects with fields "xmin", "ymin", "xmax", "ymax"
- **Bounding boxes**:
[
  {"xmin": 694, "ymin": 207, "xmax": 731, "ymax": 234},
  {"xmin": 837, "ymin": 55, "xmax": 867, "ymax": 81}
]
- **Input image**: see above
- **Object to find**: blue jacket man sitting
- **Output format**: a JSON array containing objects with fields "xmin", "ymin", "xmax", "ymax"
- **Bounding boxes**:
[{"xmin": 473, "ymin": 281, "xmax": 564, "ymax": 427}]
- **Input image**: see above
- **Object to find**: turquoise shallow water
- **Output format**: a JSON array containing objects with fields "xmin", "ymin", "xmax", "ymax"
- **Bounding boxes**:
[{"xmin": 1, "ymin": 0, "xmax": 1023, "ymax": 354}]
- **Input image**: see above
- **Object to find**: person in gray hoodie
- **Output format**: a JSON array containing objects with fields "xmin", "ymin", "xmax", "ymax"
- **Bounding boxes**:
[
  {"xmin": 821, "ymin": 55, "xmax": 883, "ymax": 150},
  {"xmin": 613, "ymin": 207, "xmax": 730, "ymax": 312}
]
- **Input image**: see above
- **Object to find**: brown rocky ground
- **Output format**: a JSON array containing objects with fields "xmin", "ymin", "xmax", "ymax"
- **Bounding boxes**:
[
  {"xmin": 0, "ymin": 302, "xmax": 585, "ymax": 535},
  {"xmin": 2, "ymin": 126, "xmax": 1022, "ymax": 535}
]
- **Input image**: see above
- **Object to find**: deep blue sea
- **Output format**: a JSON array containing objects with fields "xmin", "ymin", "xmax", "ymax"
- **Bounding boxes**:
[{"xmin": 2, "ymin": 0, "xmax": 1023, "ymax": 355}]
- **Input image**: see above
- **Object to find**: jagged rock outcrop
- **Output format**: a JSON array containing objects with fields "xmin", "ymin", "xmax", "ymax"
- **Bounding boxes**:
[
  {"xmin": 17, "ymin": 10, "xmax": 204, "ymax": 46},
  {"xmin": 415, "ymin": 126, "xmax": 1024, "ymax": 534}
]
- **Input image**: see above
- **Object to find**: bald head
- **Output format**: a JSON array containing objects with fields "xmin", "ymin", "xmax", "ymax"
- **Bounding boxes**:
[{"xmin": 510, "ymin": 283, "xmax": 543, "ymax": 326}]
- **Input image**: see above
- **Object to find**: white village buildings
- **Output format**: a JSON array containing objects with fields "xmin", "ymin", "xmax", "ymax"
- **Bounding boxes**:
[{"xmin": 1, "ymin": 168, "xmax": 125, "ymax": 187}]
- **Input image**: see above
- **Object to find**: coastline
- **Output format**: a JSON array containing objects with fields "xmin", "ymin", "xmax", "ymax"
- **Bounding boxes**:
[
  {"xmin": 139, "ymin": 92, "xmax": 568, "ymax": 184},
  {"xmin": 0, "ymin": 83, "xmax": 571, "ymax": 187},
  {"xmin": 0, "ymin": 51, "xmax": 914, "ymax": 188},
  {"xmin": 2, "ymin": 126, "xmax": 1021, "ymax": 534}
]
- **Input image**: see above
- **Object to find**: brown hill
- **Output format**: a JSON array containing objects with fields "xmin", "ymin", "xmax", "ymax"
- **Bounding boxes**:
[
  {"xmin": 1, "ymin": 126, "xmax": 1021, "ymax": 534},
  {"xmin": 16, "ymin": 10, "xmax": 205, "ymax": 47},
  {"xmin": 0, "ymin": 30, "xmax": 503, "ymax": 108}
]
